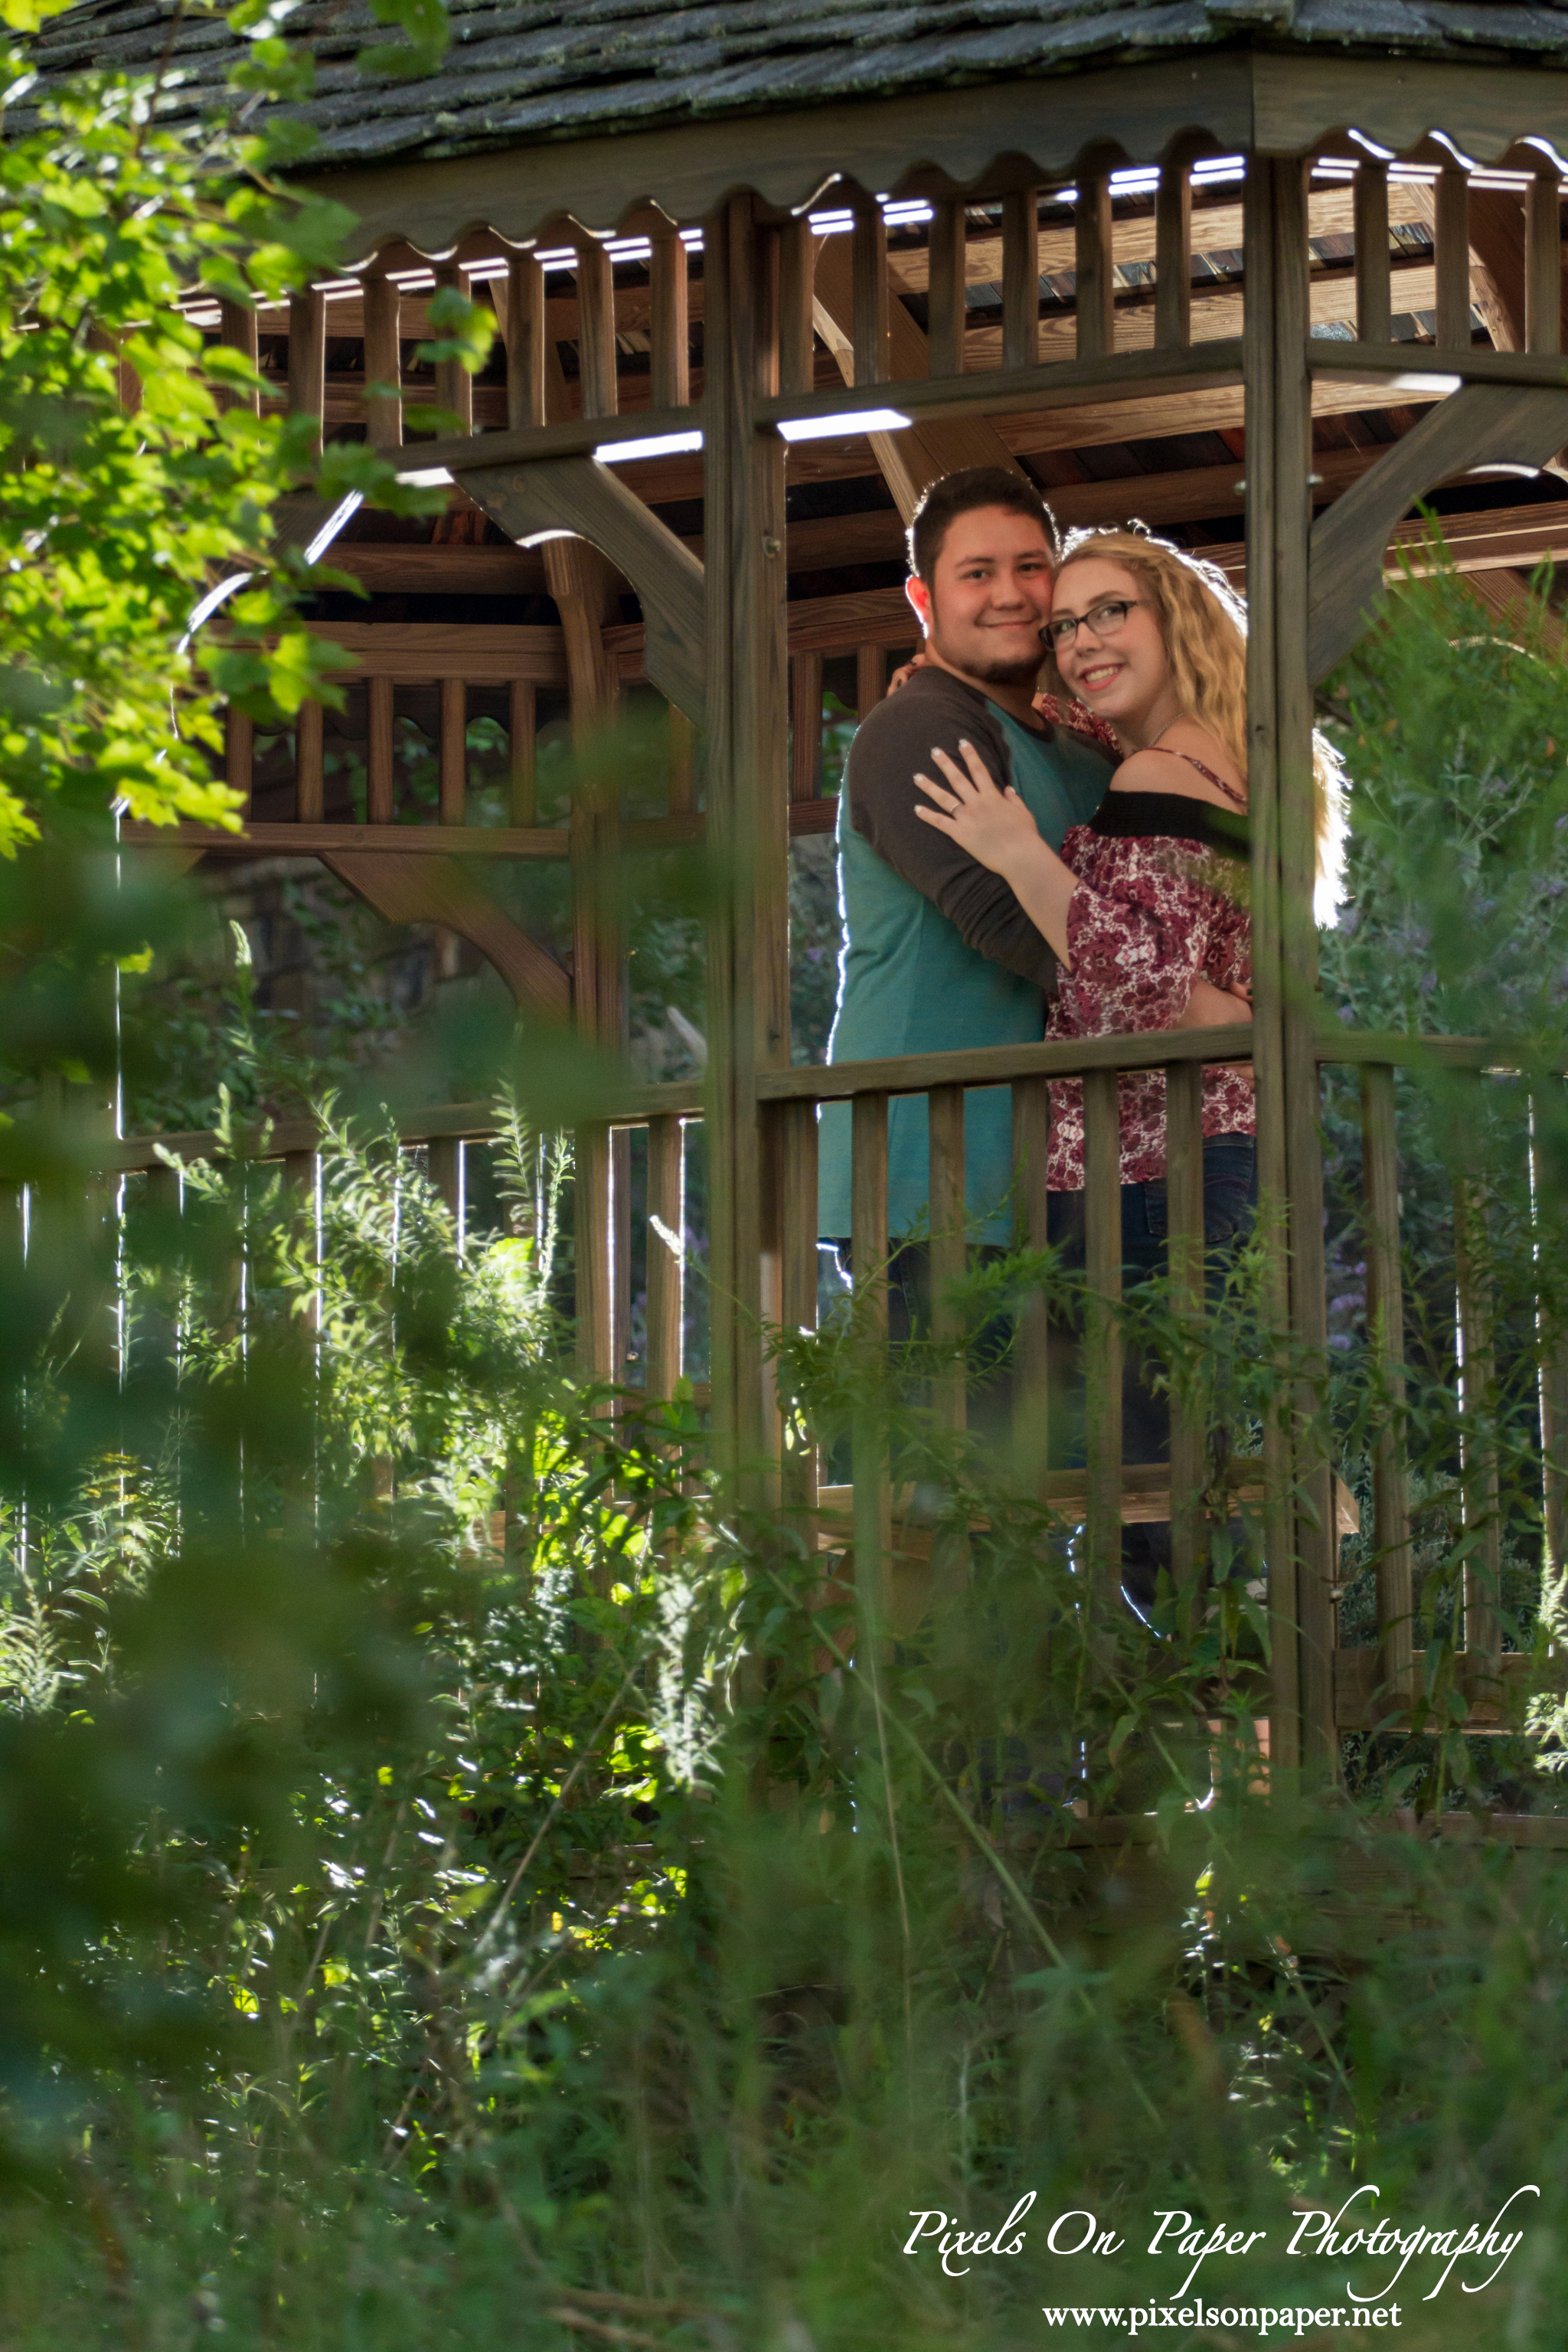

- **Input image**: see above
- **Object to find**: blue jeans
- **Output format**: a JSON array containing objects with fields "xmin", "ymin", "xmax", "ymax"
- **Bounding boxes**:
[{"xmin": 1045, "ymin": 1134, "xmax": 1259, "ymax": 1610}]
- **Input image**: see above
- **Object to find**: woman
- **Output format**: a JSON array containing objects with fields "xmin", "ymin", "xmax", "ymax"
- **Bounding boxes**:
[{"xmin": 912, "ymin": 528, "xmax": 1341, "ymax": 1614}]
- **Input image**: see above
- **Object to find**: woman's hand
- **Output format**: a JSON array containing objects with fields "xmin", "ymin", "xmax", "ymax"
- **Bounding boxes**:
[
  {"xmin": 887, "ymin": 654, "xmax": 927, "ymax": 694},
  {"xmin": 913, "ymin": 740, "xmax": 1044, "ymax": 877}
]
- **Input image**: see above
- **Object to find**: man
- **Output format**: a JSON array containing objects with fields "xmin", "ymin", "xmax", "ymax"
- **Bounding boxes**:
[{"xmin": 819, "ymin": 466, "xmax": 1109, "ymax": 1246}]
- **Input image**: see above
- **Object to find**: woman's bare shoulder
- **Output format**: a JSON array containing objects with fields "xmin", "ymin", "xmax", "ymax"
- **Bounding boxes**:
[{"xmin": 1110, "ymin": 727, "xmax": 1244, "ymax": 810}]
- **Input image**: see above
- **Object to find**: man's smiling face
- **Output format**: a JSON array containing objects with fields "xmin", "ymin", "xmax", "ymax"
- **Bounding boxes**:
[{"xmin": 905, "ymin": 505, "xmax": 1055, "ymax": 691}]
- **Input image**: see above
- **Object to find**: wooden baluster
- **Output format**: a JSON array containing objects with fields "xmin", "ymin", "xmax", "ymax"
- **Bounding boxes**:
[
  {"xmin": 426, "ymin": 1135, "xmax": 462, "ymax": 1227},
  {"xmin": 574, "ymin": 230, "xmax": 618, "ymax": 420},
  {"xmin": 850, "ymin": 189, "xmax": 890, "ymax": 385},
  {"xmin": 1361, "ymin": 1064, "xmax": 1413, "ymax": 1707},
  {"xmin": 1001, "ymin": 186, "xmax": 1040, "ymax": 371},
  {"xmin": 509, "ymin": 679, "xmax": 536, "ymax": 826},
  {"xmin": 433, "ymin": 261, "xmax": 473, "ymax": 433},
  {"xmin": 927, "ymin": 196, "xmax": 968, "ymax": 379},
  {"xmin": 928, "ymin": 1084, "xmax": 967, "ymax": 1449},
  {"xmin": 649, "ymin": 214, "xmax": 691, "ymax": 407},
  {"xmin": 1073, "ymin": 161, "xmax": 1116, "ymax": 362},
  {"xmin": 1455, "ymin": 1167, "xmax": 1503, "ymax": 1674},
  {"xmin": 668, "ymin": 704, "xmax": 696, "ymax": 816},
  {"xmin": 296, "ymin": 701, "xmax": 324, "ymax": 824},
  {"xmin": 505, "ymin": 251, "xmax": 548, "ymax": 429},
  {"xmin": 287, "ymin": 285, "xmax": 326, "ymax": 458},
  {"xmin": 1354, "ymin": 157, "xmax": 1393, "ymax": 346},
  {"xmin": 1011, "ymin": 1073, "xmax": 1051, "ymax": 1495},
  {"xmin": 1082, "ymin": 1067, "xmax": 1123, "ymax": 1619},
  {"xmin": 1530, "ymin": 1096, "xmax": 1568, "ymax": 1592},
  {"xmin": 1153, "ymin": 154, "xmax": 1193, "ymax": 350},
  {"xmin": 362, "ymin": 270, "xmax": 403, "ymax": 448},
  {"xmin": 856, "ymin": 643, "xmax": 886, "ymax": 720},
  {"xmin": 790, "ymin": 652, "xmax": 822, "ymax": 805},
  {"xmin": 645, "ymin": 1113, "xmax": 684, "ymax": 1407},
  {"xmin": 779, "ymin": 1098, "xmax": 819, "ymax": 1514},
  {"xmin": 851, "ymin": 1091, "xmax": 891, "ymax": 1641},
  {"xmin": 779, "ymin": 214, "xmax": 816, "ymax": 398},
  {"xmin": 217, "ymin": 298, "xmax": 260, "ymax": 415},
  {"xmin": 576, "ymin": 1119, "xmax": 613, "ymax": 1381},
  {"xmin": 612, "ymin": 1126, "xmax": 632, "ymax": 1389},
  {"xmin": 1434, "ymin": 158, "xmax": 1472, "ymax": 351},
  {"xmin": 1526, "ymin": 155, "xmax": 1563, "ymax": 355},
  {"xmin": 226, "ymin": 707, "xmax": 253, "ymax": 814},
  {"xmin": 367, "ymin": 675, "xmax": 395, "ymax": 822},
  {"xmin": 1165, "ymin": 1061, "xmax": 1206, "ymax": 1593},
  {"xmin": 439, "ymin": 678, "xmax": 466, "ymax": 825}
]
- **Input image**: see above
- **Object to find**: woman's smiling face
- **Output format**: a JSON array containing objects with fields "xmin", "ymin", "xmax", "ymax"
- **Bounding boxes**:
[{"xmin": 1050, "ymin": 557, "xmax": 1171, "ymax": 733}]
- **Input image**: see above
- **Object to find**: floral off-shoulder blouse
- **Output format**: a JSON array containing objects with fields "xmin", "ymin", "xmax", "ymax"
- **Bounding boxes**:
[{"xmin": 1043, "ymin": 783, "xmax": 1253, "ymax": 1193}]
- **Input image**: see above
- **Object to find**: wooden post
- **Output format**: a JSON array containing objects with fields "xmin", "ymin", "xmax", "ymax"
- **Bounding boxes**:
[
  {"xmin": 790, "ymin": 652, "xmax": 822, "ymax": 803},
  {"xmin": 1001, "ymin": 187, "xmax": 1040, "ymax": 371},
  {"xmin": 778, "ymin": 216, "xmax": 816, "ymax": 397},
  {"xmin": 856, "ymin": 643, "xmax": 886, "ymax": 721},
  {"xmin": 926, "ymin": 198, "xmax": 968, "ymax": 379},
  {"xmin": 1354, "ymin": 158, "xmax": 1393, "ymax": 346},
  {"xmin": 928, "ymin": 1084, "xmax": 967, "ymax": 1452},
  {"xmin": 505, "ymin": 253, "xmax": 549, "ymax": 429},
  {"xmin": 1074, "ymin": 159, "xmax": 1116, "ymax": 362},
  {"xmin": 433, "ymin": 262, "xmax": 473, "ymax": 433},
  {"xmin": 544, "ymin": 535, "xmax": 622, "ymax": 1384},
  {"xmin": 1361, "ymin": 1064, "xmax": 1413, "ymax": 1707},
  {"xmin": 367, "ymin": 675, "xmax": 395, "ymax": 822},
  {"xmin": 1526, "ymin": 157, "xmax": 1562, "ymax": 356},
  {"xmin": 1166, "ymin": 1060, "xmax": 1206, "ymax": 1592},
  {"xmin": 1244, "ymin": 154, "xmax": 1317, "ymax": 1777},
  {"xmin": 287, "ymin": 286, "xmax": 325, "ymax": 458},
  {"xmin": 362, "ymin": 271, "xmax": 403, "ymax": 448},
  {"xmin": 574, "ymin": 231, "xmax": 618, "ymax": 420},
  {"xmin": 649, "ymin": 214, "xmax": 691, "ymax": 408},
  {"xmin": 296, "ymin": 701, "xmax": 325, "ymax": 825},
  {"xmin": 439, "ymin": 678, "xmax": 466, "ymax": 825},
  {"xmin": 668, "ymin": 704, "xmax": 696, "ymax": 816},
  {"xmin": 509, "ymin": 679, "xmax": 536, "ymax": 826},
  {"xmin": 851, "ymin": 1090, "xmax": 892, "ymax": 1635},
  {"xmin": 1083, "ymin": 1069, "xmax": 1123, "ymax": 1622},
  {"xmin": 1434, "ymin": 158, "xmax": 1472, "ymax": 352},
  {"xmin": 1153, "ymin": 153, "xmax": 1193, "ymax": 350},
  {"xmin": 1455, "ymin": 1164, "xmax": 1503, "ymax": 1671},
  {"xmin": 850, "ymin": 188, "xmax": 890, "ymax": 386},
  {"xmin": 217, "ymin": 299, "xmax": 260, "ymax": 415},
  {"xmin": 645, "ymin": 1113, "xmax": 684, "ymax": 1406},
  {"xmin": 778, "ymin": 1098, "xmax": 819, "ymax": 1514},
  {"xmin": 1011, "ymin": 1073, "xmax": 1051, "ymax": 1496},
  {"xmin": 702, "ymin": 194, "xmax": 791, "ymax": 1485},
  {"xmin": 226, "ymin": 707, "xmax": 253, "ymax": 812}
]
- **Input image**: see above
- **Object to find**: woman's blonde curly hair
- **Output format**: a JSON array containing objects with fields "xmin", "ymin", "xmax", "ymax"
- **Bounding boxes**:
[{"xmin": 1051, "ymin": 524, "xmax": 1346, "ymax": 916}]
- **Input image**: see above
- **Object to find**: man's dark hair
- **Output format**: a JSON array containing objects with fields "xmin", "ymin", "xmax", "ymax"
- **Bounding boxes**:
[{"xmin": 906, "ymin": 466, "xmax": 1059, "ymax": 583}]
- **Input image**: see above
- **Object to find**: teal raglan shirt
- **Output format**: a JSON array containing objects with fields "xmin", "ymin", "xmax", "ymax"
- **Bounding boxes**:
[{"xmin": 818, "ymin": 674, "xmax": 1111, "ymax": 1244}]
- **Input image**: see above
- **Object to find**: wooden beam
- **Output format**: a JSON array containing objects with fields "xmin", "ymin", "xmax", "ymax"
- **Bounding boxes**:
[
  {"xmin": 309, "ymin": 621, "xmax": 567, "ymax": 685},
  {"xmin": 1308, "ymin": 382, "xmax": 1568, "ymax": 680}
]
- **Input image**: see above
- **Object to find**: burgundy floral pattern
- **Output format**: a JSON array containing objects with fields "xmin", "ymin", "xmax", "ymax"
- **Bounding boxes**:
[{"xmin": 1045, "ymin": 824, "xmax": 1254, "ymax": 1191}]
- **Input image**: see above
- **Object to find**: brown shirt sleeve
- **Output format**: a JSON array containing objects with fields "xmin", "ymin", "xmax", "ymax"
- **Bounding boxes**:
[{"xmin": 843, "ymin": 667, "xmax": 1063, "ymax": 991}]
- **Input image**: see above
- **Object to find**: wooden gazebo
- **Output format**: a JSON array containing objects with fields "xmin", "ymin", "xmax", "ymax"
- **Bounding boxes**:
[{"xmin": 34, "ymin": 0, "xmax": 1568, "ymax": 1780}]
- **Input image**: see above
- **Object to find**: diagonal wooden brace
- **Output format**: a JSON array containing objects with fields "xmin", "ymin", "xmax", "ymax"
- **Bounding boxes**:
[
  {"xmin": 324, "ymin": 850, "xmax": 570, "ymax": 1020},
  {"xmin": 459, "ymin": 456, "xmax": 705, "ymax": 723},
  {"xmin": 1308, "ymin": 380, "xmax": 1568, "ymax": 682}
]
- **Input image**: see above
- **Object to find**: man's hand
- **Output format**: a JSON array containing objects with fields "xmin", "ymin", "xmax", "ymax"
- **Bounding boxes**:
[{"xmin": 1182, "ymin": 977, "xmax": 1252, "ymax": 1028}]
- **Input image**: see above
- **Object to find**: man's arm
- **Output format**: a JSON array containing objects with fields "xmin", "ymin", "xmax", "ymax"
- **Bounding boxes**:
[{"xmin": 846, "ymin": 678, "xmax": 1065, "ymax": 989}]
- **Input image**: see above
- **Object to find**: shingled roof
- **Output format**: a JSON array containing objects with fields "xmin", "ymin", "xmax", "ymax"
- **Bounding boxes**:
[{"xmin": 22, "ymin": 0, "xmax": 1568, "ymax": 171}]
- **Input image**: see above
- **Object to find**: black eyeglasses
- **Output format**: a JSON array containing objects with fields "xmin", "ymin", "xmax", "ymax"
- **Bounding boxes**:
[{"xmin": 1045, "ymin": 596, "xmax": 1145, "ymax": 652}]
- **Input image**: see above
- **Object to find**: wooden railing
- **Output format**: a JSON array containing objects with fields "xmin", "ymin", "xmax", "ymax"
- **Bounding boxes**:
[{"xmin": 101, "ymin": 1022, "xmax": 1568, "ymax": 1766}]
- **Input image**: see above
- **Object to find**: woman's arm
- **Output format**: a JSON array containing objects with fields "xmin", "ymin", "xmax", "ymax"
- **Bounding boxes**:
[{"xmin": 913, "ymin": 740, "xmax": 1080, "ymax": 962}]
